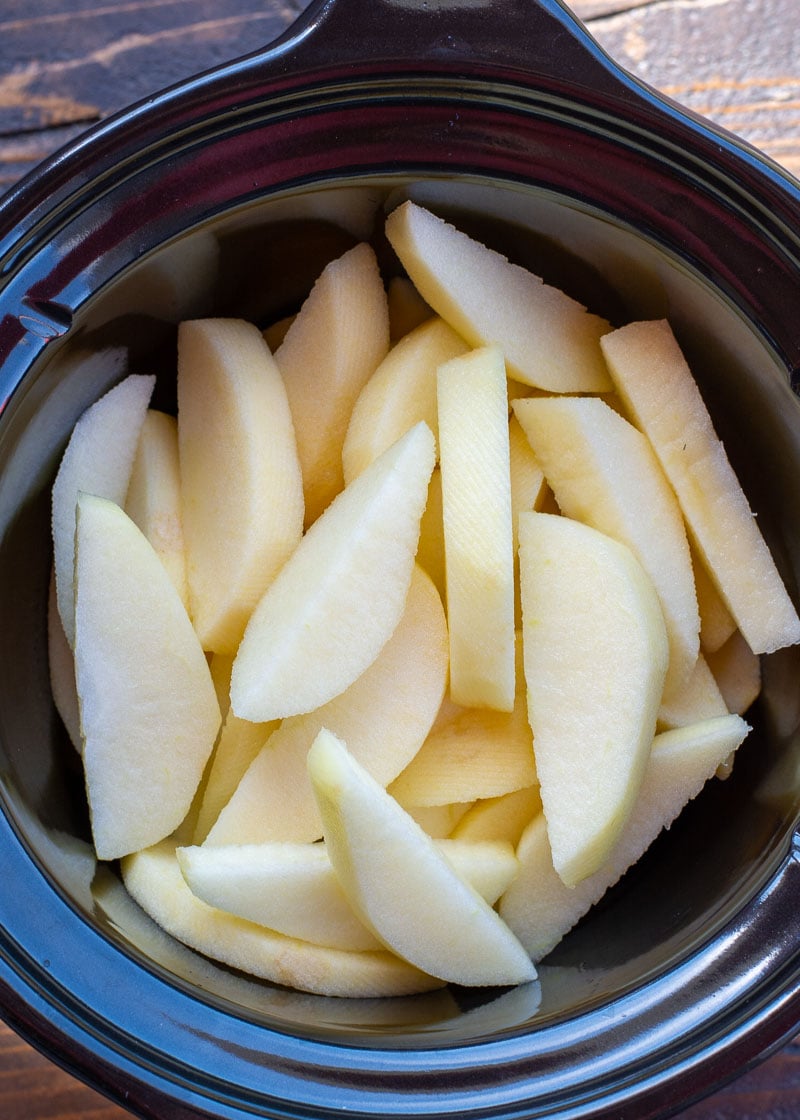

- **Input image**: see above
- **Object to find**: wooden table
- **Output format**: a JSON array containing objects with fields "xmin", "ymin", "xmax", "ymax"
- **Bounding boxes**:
[{"xmin": 1, "ymin": 0, "xmax": 799, "ymax": 1116}]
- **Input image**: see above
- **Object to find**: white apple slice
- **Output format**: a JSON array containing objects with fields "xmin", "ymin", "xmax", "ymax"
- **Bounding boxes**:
[
  {"xmin": 384, "ymin": 200, "xmax": 612, "ymax": 393},
  {"xmin": 307, "ymin": 728, "xmax": 537, "ymax": 987},
  {"xmin": 177, "ymin": 837, "xmax": 518, "ymax": 952},
  {"xmin": 122, "ymin": 839, "xmax": 442, "ymax": 998},
  {"xmin": 208, "ymin": 565, "xmax": 447, "ymax": 845},
  {"xmin": 406, "ymin": 802, "xmax": 474, "ymax": 839},
  {"xmin": 177, "ymin": 317, "xmax": 304, "ymax": 654},
  {"xmin": 600, "ymin": 318, "xmax": 800, "ymax": 656},
  {"xmin": 74, "ymin": 495, "xmax": 221, "ymax": 860},
  {"xmin": 513, "ymin": 395, "xmax": 699, "ymax": 698},
  {"xmin": 230, "ymin": 421, "xmax": 436, "ymax": 723},
  {"xmin": 706, "ymin": 630, "xmax": 762, "ymax": 716},
  {"xmin": 499, "ymin": 714, "xmax": 751, "ymax": 961},
  {"xmin": 125, "ymin": 409, "xmax": 189, "ymax": 610},
  {"xmin": 275, "ymin": 242, "xmax": 390, "ymax": 525},
  {"xmin": 342, "ymin": 315, "xmax": 468, "ymax": 483},
  {"xmin": 657, "ymin": 653, "xmax": 728, "ymax": 731},
  {"xmin": 388, "ymin": 636, "xmax": 536, "ymax": 807},
  {"xmin": 438, "ymin": 345, "xmax": 516, "ymax": 711},
  {"xmin": 52, "ymin": 373, "xmax": 155, "ymax": 646},
  {"xmin": 691, "ymin": 541, "xmax": 738, "ymax": 654},
  {"xmin": 192, "ymin": 711, "xmax": 277, "ymax": 844},
  {"xmin": 518, "ymin": 512, "xmax": 669, "ymax": 887},
  {"xmin": 451, "ymin": 786, "xmax": 543, "ymax": 847}
]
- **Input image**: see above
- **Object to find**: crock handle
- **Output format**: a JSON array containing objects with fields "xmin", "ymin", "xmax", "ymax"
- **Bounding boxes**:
[{"xmin": 266, "ymin": 0, "xmax": 633, "ymax": 100}]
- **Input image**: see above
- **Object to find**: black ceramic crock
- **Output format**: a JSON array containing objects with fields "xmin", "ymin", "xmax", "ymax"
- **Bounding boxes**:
[{"xmin": 1, "ymin": 1, "xmax": 799, "ymax": 1117}]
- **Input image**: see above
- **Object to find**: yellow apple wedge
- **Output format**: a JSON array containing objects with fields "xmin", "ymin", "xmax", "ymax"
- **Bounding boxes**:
[
  {"xmin": 52, "ymin": 373, "xmax": 155, "ymax": 646},
  {"xmin": 122, "ymin": 839, "xmax": 442, "ymax": 998},
  {"xmin": 125, "ymin": 409, "xmax": 189, "ymax": 610},
  {"xmin": 177, "ymin": 837, "xmax": 518, "ymax": 952},
  {"xmin": 406, "ymin": 802, "xmax": 474, "ymax": 839},
  {"xmin": 192, "ymin": 711, "xmax": 277, "ymax": 844},
  {"xmin": 74, "ymin": 495, "xmax": 221, "ymax": 861},
  {"xmin": 275, "ymin": 242, "xmax": 390, "ymax": 525},
  {"xmin": 388, "ymin": 636, "xmax": 536, "ymax": 808},
  {"xmin": 499, "ymin": 714, "xmax": 751, "ymax": 961},
  {"xmin": 600, "ymin": 319, "xmax": 800, "ymax": 656},
  {"xmin": 451, "ymin": 786, "xmax": 543, "ymax": 847},
  {"xmin": 230, "ymin": 422, "xmax": 436, "ymax": 723},
  {"xmin": 308, "ymin": 728, "xmax": 537, "ymax": 987},
  {"xmin": 512, "ymin": 395, "xmax": 700, "ymax": 699},
  {"xmin": 384, "ymin": 200, "xmax": 612, "ymax": 393},
  {"xmin": 438, "ymin": 345, "xmax": 516, "ymax": 711},
  {"xmin": 342, "ymin": 315, "xmax": 468, "ymax": 483},
  {"xmin": 518, "ymin": 512, "xmax": 669, "ymax": 888},
  {"xmin": 207, "ymin": 565, "xmax": 447, "ymax": 844},
  {"xmin": 177, "ymin": 317, "xmax": 304, "ymax": 655}
]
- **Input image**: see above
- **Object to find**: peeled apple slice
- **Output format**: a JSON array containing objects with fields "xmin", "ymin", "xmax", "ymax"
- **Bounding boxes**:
[
  {"xmin": 518, "ymin": 512, "xmax": 669, "ymax": 888},
  {"xmin": 600, "ymin": 318, "xmax": 800, "ymax": 656},
  {"xmin": 307, "ymin": 728, "xmax": 537, "ymax": 988},
  {"xmin": 384, "ymin": 200, "xmax": 612, "ymax": 393},
  {"xmin": 230, "ymin": 421, "xmax": 436, "ymax": 723},
  {"xmin": 74, "ymin": 494, "xmax": 221, "ymax": 861},
  {"xmin": 122, "ymin": 840, "xmax": 442, "ymax": 998},
  {"xmin": 177, "ymin": 317, "xmax": 304, "ymax": 654},
  {"xmin": 52, "ymin": 373, "xmax": 155, "ymax": 646},
  {"xmin": 499, "ymin": 714, "xmax": 751, "ymax": 961}
]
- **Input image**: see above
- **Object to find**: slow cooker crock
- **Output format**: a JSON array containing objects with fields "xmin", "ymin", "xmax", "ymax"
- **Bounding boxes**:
[{"xmin": 1, "ymin": 0, "xmax": 799, "ymax": 1117}]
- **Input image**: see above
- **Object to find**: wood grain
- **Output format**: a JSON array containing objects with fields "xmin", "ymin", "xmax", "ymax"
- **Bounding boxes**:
[{"xmin": 1, "ymin": 1, "xmax": 799, "ymax": 1118}]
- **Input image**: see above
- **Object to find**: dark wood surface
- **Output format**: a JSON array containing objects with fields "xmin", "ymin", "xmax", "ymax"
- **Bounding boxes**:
[{"xmin": 2, "ymin": 0, "xmax": 800, "ymax": 1117}]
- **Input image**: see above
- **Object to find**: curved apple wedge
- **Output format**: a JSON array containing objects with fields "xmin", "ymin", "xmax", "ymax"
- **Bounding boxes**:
[
  {"xmin": 74, "ymin": 494, "xmax": 221, "ymax": 861},
  {"xmin": 307, "ymin": 728, "xmax": 537, "ymax": 988},
  {"xmin": 230, "ymin": 421, "xmax": 436, "ymax": 723},
  {"xmin": 518, "ymin": 512, "xmax": 669, "ymax": 888}
]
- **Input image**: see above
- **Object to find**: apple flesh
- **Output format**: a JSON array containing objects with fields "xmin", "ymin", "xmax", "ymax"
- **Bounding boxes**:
[
  {"xmin": 518, "ymin": 512, "xmax": 669, "ymax": 887},
  {"xmin": 74, "ymin": 494, "xmax": 221, "ymax": 860}
]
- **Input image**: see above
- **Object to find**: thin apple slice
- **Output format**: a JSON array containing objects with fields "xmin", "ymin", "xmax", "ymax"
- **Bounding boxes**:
[
  {"xmin": 52, "ymin": 373, "xmax": 155, "ymax": 646},
  {"xmin": 691, "ymin": 540, "xmax": 737, "ymax": 654},
  {"xmin": 122, "ymin": 839, "xmax": 442, "ymax": 998},
  {"xmin": 600, "ymin": 319, "xmax": 800, "ymax": 656},
  {"xmin": 706, "ymin": 630, "xmax": 762, "ymax": 716},
  {"xmin": 308, "ymin": 728, "xmax": 537, "ymax": 987},
  {"xmin": 74, "ymin": 495, "xmax": 221, "ymax": 861},
  {"xmin": 230, "ymin": 422, "xmax": 436, "ymax": 723},
  {"xmin": 385, "ymin": 200, "xmax": 612, "ymax": 393},
  {"xmin": 406, "ymin": 801, "xmax": 474, "ymax": 839},
  {"xmin": 177, "ymin": 317, "xmax": 304, "ymax": 654},
  {"xmin": 125, "ymin": 409, "xmax": 189, "ymax": 610},
  {"xmin": 192, "ymin": 712, "xmax": 277, "ymax": 844},
  {"xmin": 438, "ymin": 345, "xmax": 516, "ymax": 711},
  {"xmin": 499, "ymin": 714, "xmax": 751, "ymax": 961},
  {"xmin": 388, "ymin": 636, "xmax": 536, "ymax": 807},
  {"xmin": 208, "ymin": 565, "xmax": 447, "ymax": 844},
  {"xmin": 342, "ymin": 315, "xmax": 468, "ymax": 483},
  {"xmin": 177, "ymin": 837, "xmax": 518, "ymax": 952},
  {"xmin": 518, "ymin": 512, "xmax": 669, "ymax": 888},
  {"xmin": 513, "ymin": 395, "xmax": 699, "ymax": 698},
  {"xmin": 275, "ymin": 242, "xmax": 390, "ymax": 525},
  {"xmin": 657, "ymin": 652, "xmax": 728, "ymax": 731},
  {"xmin": 451, "ymin": 786, "xmax": 543, "ymax": 847}
]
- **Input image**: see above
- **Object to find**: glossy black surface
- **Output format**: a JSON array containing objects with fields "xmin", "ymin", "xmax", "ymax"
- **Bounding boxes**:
[{"xmin": 0, "ymin": 1, "xmax": 799, "ymax": 1117}]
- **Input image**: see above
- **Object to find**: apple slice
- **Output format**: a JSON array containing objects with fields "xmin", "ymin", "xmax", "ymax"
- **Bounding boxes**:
[
  {"xmin": 384, "ymin": 200, "xmax": 612, "ymax": 393},
  {"xmin": 656, "ymin": 653, "xmax": 728, "ymax": 731},
  {"xmin": 177, "ymin": 837, "xmax": 518, "ymax": 952},
  {"xmin": 438, "ymin": 345, "xmax": 516, "ymax": 711},
  {"xmin": 499, "ymin": 714, "xmax": 751, "ymax": 961},
  {"xmin": 691, "ymin": 541, "xmax": 738, "ymax": 654},
  {"xmin": 52, "ymin": 373, "xmax": 155, "ymax": 646},
  {"xmin": 192, "ymin": 711, "xmax": 277, "ymax": 844},
  {"xmin": 177, "ymin": 317, "xmax": 304, "ymax": 654},
  {"xmin": 706, "ymin": 630, "xmax": 762, "ymax": 716},
  {"xmin": 74, "ymin": 495, "xmax": 221, "ymax": 860},
  {"xmin": 275, "ymin": 242, "xmax": 390, "ymax": 525},
  {"xmin": 388, "ymin": 636, "xmax": 536, "ymax": 807},
  {"xmin": 122, "ymin": 839, "xmax": 442, "ymax": 998},
  {"xmin": 518, "ymin": 512, "xmax": 669, "ymax": 887},
  {"xmin": 308, "ymin": 728, "xmax": 537, "ymax": 987},
  {"xmin": 451, "ymin": 786, "xmax": 543, "ymax": 847},
  {"xmin": 600, "ymin": 319, "xmax": 800, "ymax": 656},
  {"xmin": 342, "ymin": 315, "xmax": 468, "ymax": 483},
  {"xmin": 230, "ymin": 421, "xmax": 436, "ymax": 723},
  {"xmin": 208, "ymin": 565, "xmax": 447, "ymax": 844},
  {"xmin": 416, "ymin": 467, "xmax": 446, "ymax": 600},
  {"xmin": 512, "ymin": 395, "xmax": 699, "ymax": 699},
  {"xmin": 125, "ymin": 409, "xmax": 189, "ymax": 610},
  {"xmin": 406, "ymin": 802, "xmax": 474, "ymax": 839}
]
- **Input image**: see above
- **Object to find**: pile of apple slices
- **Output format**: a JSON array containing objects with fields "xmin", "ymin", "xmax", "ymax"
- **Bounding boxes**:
[{"xmin": 48, "ymin": 201, "xmax": 800, "ymax": 998}]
